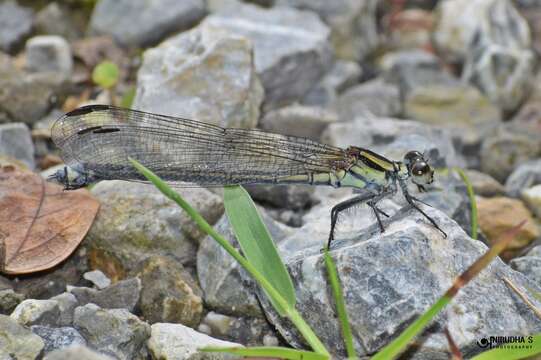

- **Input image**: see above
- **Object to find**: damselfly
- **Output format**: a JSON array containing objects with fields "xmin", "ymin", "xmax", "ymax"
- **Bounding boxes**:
[{"xmin": 50, "ymin": 105, "xmax": 447, "ymax": 248}]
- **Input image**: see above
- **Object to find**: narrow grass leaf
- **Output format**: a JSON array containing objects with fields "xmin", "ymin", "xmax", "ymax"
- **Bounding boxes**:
[
  {"xmin": 470, "ymin": 333, "xmax": 541, "ymax": 360},
  {"xmin": 372, "ymin": 221, "xmax": 525, "ymax": 359},
  {"xmin": 502, "ymin": 277, "xmax": 541, "ymax": 320},
  {"xmin": 224, "ymin": 185, "xmax": 296, "ymax": 315},
  {"xmin": 201, "ymin": 346, "xmax": 328, "ymax": 360},
  {"xmin": 454, "ymin": 168, "xmax": 478, "ymax": 240},
  {"xmin": 323, "ymin": 249, "xmax": 357, "ymax": 358},
  {"xmin": 444, "ymin": 327, "xmax": 463, "ymax": 360}
]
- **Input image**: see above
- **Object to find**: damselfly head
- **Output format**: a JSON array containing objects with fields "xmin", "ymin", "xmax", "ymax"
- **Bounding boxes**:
[{"xmin": 403, "ymin": 151, "xmax": 434, "ymax": 186}]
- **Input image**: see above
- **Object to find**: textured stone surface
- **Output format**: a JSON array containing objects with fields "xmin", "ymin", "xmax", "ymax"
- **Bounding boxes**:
[
  {"xmin": 480, "ymin": 124, "xmax": 541, "ymax": 182},
  {"xmin": 477, "ymin": 196, "xmax": 540, "ymax": 259},
  {"xmin": 434, "ymin": 0, "xmax": 534, "ymax": 111},
  {"xmin": 260, "ymin": 104, "xmax": 338, "ymax": 141},
  {"xmin": 69, "ymin": 278, "xmax": 141, "ymax": 313},
  {"xmin": 333, "ymin": 78, "xmax": 401, "ymax": 120},
  {"xmin": 511, "ymin": 254, "xmax": 541, "ymax": 287},
  {"xmin": 0, "ymin": 314, "xmax": 44, "ymax": 359},
  {"xmin": 87, "ymin": 181, "xmax": 223, "ymax": 281},
  {"xmin": 205, "ymin": 2, "xmax": 333, "ymax": 109},
  {"xmin": 258, "ymin": 207, "xmax": 541, "ymax": 357},
  {"xmin": 0, "ymin": 56, "xmax": 55, "ymax": 124},
  {"xmin": 83, "ymin": 270, "xmax": 111, "ymax": 290},
  {"xmin": 302, "ymin": 60, "xmax": 361, "ymax": 106},
  {"xmin": 31, "ymin": 325, "xmax": 86, "ymax": 355},
  {"xmin": 134, "ymin": 21, "xmax": 263, "ymax": 129},
  {"xmin": 74, "ymin": 304, "xmax": 151, "ymax": 360},
  {"xmin": 44, "ymin": 345, "xmax": 115, "ymax": 360},
  {"xmin": 521, "ymin": 184, "xmax": 541, "ymax": 218},
  {"xmin": 89, "ymin": 0, "xmax": 206, "ymax": 47},
  {"xmin": 0, "ymin": 0, "xmax": 33, "ymax": 52},
  {"xmin": 277, "ymin": 0, "xmax": 379, "ymax": 61},
  {"xmin": 147, "ymin": 322, "xmax": 241, "ymax": 360},
  {"xmin": 10, "ymin": 299, "xmax": 61, "ymax": 327},
  {"xmin": 201, "ymin": 311, "xmax": 276, "ymax": 346},
  {"xmin": 35, "ymin": 2, "xmax": 82, "ymax": 40},
  {"xmin": 0, "ymin": 123, "xmax": 35, "ymax": 169},
  {"xmin": 245, "ymin": 183, "xmax": 315, "ymax": 211},
  {"xmin": 463, "ymin": 169, "xmax": 505, "ymax": 197},
  {"xmin": 0, "ymin": 289, "xmax": 24, "ymax": 315},
  {"xmin": 50, "ymin": 292, "xmax": 78, "ymax": 327},
  {"xmin": 433, "ymin": 0, "xmax": 531, "ymax": 63},
  {"xmin": 133, "ymin": 255, "xmax": 203, "ymax": 325},
  {"xmin": 25, "ymin": 35, "xmax": 73, "ymax": 80},
  {"xmin": 197, "ymin": 210, "xmax": 293, "ymax": 317},
  {"xmin": 505, "ymin": 159, "xmax": 541, "ymax": 198}
]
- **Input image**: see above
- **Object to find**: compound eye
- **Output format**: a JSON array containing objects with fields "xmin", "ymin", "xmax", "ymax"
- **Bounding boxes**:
[
  {"xmin": 404, "ymin": 150, "xmax": 423, "ymax": 165},
  {"xmin": 411, "ymin": 161, "xmax": 430, "ymax": 176}
]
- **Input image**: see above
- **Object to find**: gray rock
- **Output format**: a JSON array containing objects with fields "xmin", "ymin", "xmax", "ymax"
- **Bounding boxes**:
[
  {"xmin": 10, "ymin": 299, "xmax": 61, "ymax": 327},
  {"xmin": 333, "ymin": 78, "xmax": 402, "ymax": 120},
  {"xmin": 133, "ymin": 21, "xmax": 263, "ymax": 129},
  {"xmin": 276, "ymin": 0, "xmax": 379, "ymax": 61},
  {"xmin": 89, "ymin": 0, "xmax": 206, "ymax": 48},
  {"xmin": 147, "ymin": 322, "xmax": 241, "ymax": 360},
  {"xmin": 35, "ymin": 2, "xmax": 82, "ymax": 41},
  {"xmin": 398, "ymin": 67, "xmax": 501, "ymax": 127},
  {"xmin": 0, "ymin": 289, "xmax": 24, "ymax": 315},
  {"xmin": 321, "ymin": 116, "xmax": 465, "ymax": 169},
  {"xmin": 0, "ymin": 314, "xmax": 44, "ymax": 359},
  {"xmin": 83, "ymin": 270, "xmax": 111, "ymax": 290},
  {"xmin": 50, "ymin": 292, "xmax": 78, "ymax": 327},
  {"xmin": 197, "ymin": 210, "xmax": 293, "ymax": 317},
  {"xmin": 511, "ymin": 255, "xmax": 541, "ymax": 286},
  {"xmin": 0, "ymin": 123, "xmax": 34, "ymax": 169},
  {"xmin": 44, "ymin": 345, "xmax": 115, "ymax": 360},
  {"xmin": 303, "ymin": 60, "xmax": 362, "ymax": 106},
  {"xmin": 463, "ymin": 169, "xmax": 505, "ymax": 197},
  {"xmin": 69, "ymin": 278, "xmax": 141, "ymax": 313},
  {"xmin": 0, "ymin": 0, "xmax": 33, "ymax": 53},
  {"xmin": 245, "ymin": 183, "xmax": 315, "ymax": 210},
  {"xmin": 87, "ymin": 181, "xmax": 223, "ymax": 279},
  {"xmin": 260, "ymin": 104, "xmax": 338, "ymax": 141},
  {"xmin": 201, "ymin": 311, "xmax": 276, "ymax": 346},
  {"xmin": 433, "ymin": 0, "xmax": 531, "ymax": 63},
  {"xmin": 205, "ymin": 2, "xmax": 333, "ymax": 109},
  {"xmin": 31, "ymin": 325, "xmax": 86, "ymax": 355},
  {"xmin": 522, "ymin": 184, "xmax": 541, "ymax": 218},
  {"xmin": 133, "ymin": 255, "xmax": 203, "ymax": 325},
  {"xmin": 480, "ymin": 124, "xmax": 541, "ymax": 182},
  {"xmin": 505, "ymin": 159, "xmax": 541, "ymax": 198},
  {"xmin": 434, "ymin": 0, "xmax": 534, "ymax": 111},
  {"xmin": 259, "ymin": 207, "xmax": 541, "ymax": 357},
  {"xmin": 74, "ymin": 303, "xmax": 151, "ymax": 360},
  {"xmin": 378, "ymin": 49, "xmax": 440, "ymax": 80},
  {"xmin": 25, "ymin": 35, "xmax": 73, "ymax": 80},
  {"xmin": 0, "ymin": 56, "xmax": 55, "ymax": 124}
]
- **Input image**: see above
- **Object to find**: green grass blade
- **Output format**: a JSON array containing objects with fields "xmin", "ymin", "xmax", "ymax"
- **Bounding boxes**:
[
  {"xmin": 323, "ymin": 249, "xmax": 357, "ymax": 358},
  {"xmin": 372, "ymin": 222, "xmax": 525, "ymax": 359},
  {"xmin": 471, "ymin": 333, "xmax": 541, "ymax": 359},
  {"xmin": 454, "ymin": 168, "xmax": 478, "ymax": 240},
  {"xmin": 201, "ymin": 346, "xmax": 328, "ymax": 360},
  {"xmin": 224, "ymin": 185, "xmax": 296, "ymax": 315},
  {"xmin": 129, "ymin": 158, "xmax": 329, "ymax": 356}
]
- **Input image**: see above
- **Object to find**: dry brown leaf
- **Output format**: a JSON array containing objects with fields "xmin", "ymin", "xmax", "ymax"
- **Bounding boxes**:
[{"xmin": 0, "ymin": 166, "xmax": 99, "ymax": 274}]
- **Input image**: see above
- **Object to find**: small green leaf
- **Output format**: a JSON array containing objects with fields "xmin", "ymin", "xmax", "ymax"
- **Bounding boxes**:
[
  {"xmin": 454, "ymin": 168, "xmax": 478, "ymax": 240},
  {"xmin": 92, "ymin": 61, "xmax": 119, "ymax": 89},
  {"xmin": 201, "ymin": 346, "xmax": 328, "ymax": 360},
  {"xmin": 223, "ymin": 185, "xmax": 296, "ymax": 316}
]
